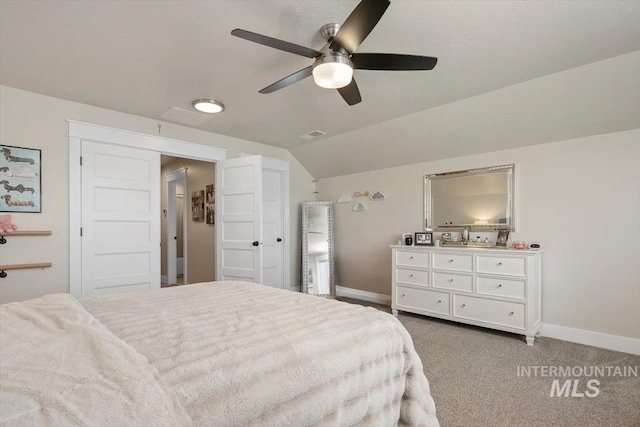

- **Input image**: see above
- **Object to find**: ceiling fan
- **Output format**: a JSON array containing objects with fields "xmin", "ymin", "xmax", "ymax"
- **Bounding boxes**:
[{"xmin": 231, "ymin": 0, "xmax": 437, "ymax": 106}]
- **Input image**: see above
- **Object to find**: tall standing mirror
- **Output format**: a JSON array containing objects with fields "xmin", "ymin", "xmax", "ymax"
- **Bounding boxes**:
[{"xmin": 301, "ymin": 201, "xmax": 335, "ymax": 298}]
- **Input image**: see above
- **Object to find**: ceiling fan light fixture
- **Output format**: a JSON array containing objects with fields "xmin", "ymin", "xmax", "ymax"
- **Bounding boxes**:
[
  {"xmin": 192, "ymin": 99, "xmax": 225, "ymax": 114},
  {"xmin": 312, "ymin": 52, "xmax": 353, "ymax": 89}
]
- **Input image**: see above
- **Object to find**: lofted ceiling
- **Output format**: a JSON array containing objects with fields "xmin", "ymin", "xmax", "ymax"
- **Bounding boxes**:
[{"xmin": 1, "ymin": 1, "xmax": 639, "ymax": 178}]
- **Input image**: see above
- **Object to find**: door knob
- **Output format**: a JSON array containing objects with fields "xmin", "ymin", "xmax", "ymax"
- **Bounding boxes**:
[
  {"xmin": 277, "ymin": 238, "xmax": 282, "ymax": 242},
  {"xmin": 252, "ymin": 241, "xmax": 259, "ymax": 247}
]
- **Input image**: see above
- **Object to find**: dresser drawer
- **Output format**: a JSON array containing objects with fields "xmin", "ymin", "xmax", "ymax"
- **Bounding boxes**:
[
  {"xmin": 433, "ymin": 253, "xmax": 473, "ymax": 272},
  {"xmin": 395, "ymin": 268, "xmax": 429, "ymax": 286},
  {"xmin": 396, "ymin": 285, "xmax": 450, "ymax": 316},
  {"xmin": 396, "ymin": 250, "xmax": 430, "ymax": 268},
  {"xmin": 433, "ymin": 272, "xmax": 473, "ymax": 292},
  {"xmin": 477, "ymin": 256, "xmax": 526, "ymax": 277},
  {"xmin": 477, "ymin": 276, "xmax": 525, "ymax": 299},
  {"xmin": 453, "ymin": 295, "xmax": 525, "ymax": 330}
]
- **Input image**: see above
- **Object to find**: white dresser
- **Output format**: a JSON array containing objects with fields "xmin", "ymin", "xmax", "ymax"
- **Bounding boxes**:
[{"xmin": 391, "ymin": 245, "xmax": 542, "ymax": 345}]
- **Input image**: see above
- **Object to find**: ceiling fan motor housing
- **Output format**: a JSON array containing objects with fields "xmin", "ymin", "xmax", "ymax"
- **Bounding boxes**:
[
  {"xmin": 312, "ymin": 46, "xmax": 354, "ymax": 89},
  {"xmin": 320, "ymin": 23, "xmax": 341, "ymax": 42}
]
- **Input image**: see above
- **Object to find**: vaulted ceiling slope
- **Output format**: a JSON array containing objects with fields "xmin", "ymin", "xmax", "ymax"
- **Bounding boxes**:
[{"xmin": 1, "ymin": 1, "xmax": 639, "ymax": 178}]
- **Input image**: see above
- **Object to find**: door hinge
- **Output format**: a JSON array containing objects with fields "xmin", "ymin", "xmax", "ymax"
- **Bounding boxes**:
[
  {"xmin": 80, "ymin": 227, "xmax": 83, "ymax": 237},
  {"xmin": 80, "ymin": 156, "xmax": 83, "ymax": 166}
]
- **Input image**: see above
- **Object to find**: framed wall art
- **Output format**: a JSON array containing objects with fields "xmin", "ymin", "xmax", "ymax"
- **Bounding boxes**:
[
  {"xmin": 0, "ymin": 145, "xmax": 42, "ymax": 213},
  {"xmin": 191, "ymin": 190, "xmax": 204, "ymax": 222},
  {"xmin": 205, "ymin": 184, "xmax": 215, "ymax": 225}
]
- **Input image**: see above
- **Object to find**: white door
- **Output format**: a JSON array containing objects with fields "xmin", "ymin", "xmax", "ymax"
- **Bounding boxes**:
[
  {"xmin": 261, "ymin": 169, "xmax": 284, "ymax": 288},
  {"xmin": 215, "ymin": 155, "xmax": 262, "ymax": 283},
  {"xmin": 81, "ymin": 141, "xmax": 160, "ymax": 296}
]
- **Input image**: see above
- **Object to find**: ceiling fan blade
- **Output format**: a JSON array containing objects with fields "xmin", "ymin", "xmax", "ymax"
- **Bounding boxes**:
[
  {"xmin": 330, "ymin": 0, "xmax": 390, "ymax": 54},
  {"xmin": 352, "ymin": 53, "xmax": 438, "ymax": 70},
  {"xmin": 231, "ymin": 29, "xmax": 322, "ymax": 59},
  {"xmin": 259, "ymin": 66, "xmax": 313, "ymax": 94},
  {"xmin": 337, "ymin": 78, "xmax": 362, "ymax": 106}
]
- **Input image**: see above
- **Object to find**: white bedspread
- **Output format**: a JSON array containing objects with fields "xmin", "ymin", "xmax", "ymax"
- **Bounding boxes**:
[
  {"xmin": 82, "ymin": 282, "xmax": 439, "ymax": 427},
  {"xmin": 0, "ymin": 293, "xmax": 191, "ymax": 427}
]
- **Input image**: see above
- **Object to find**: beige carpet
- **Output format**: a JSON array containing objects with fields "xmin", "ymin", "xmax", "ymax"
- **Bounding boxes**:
[{"xmin": 339, "ymin": 298, "xmax": 640, "ymax": 427}]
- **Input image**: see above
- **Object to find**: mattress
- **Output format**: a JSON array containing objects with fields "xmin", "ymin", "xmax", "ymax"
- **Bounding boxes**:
[{"xmin": 1, "ymin": 281, "xmax": 439, "ymax": 426}]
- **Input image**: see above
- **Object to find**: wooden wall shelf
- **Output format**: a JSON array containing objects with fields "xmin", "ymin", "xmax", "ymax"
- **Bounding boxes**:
[
  {"xmin": 0, "ymin": 230, "xmax": 52, "ymax": 244},
  {"xmin": 0, "ymin": 263, "xmax": 52, "ymax": 270},
  {"xmin": 0, "ymin": 231, "xmax": 53, "ymax": 277},
  {"xmin": 0, "ymin": 263, "xmax": 52, "ymax": 278},
  {"xmin": 0, "ymin": 230, "xmax": 52, "ymax": 237}
]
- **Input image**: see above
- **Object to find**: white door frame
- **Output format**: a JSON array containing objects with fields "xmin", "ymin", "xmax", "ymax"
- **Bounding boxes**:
[
  {"xmin": 69, "ymin": 120, "xmax": 226, "ymax": 297},
  {"xmin": 165, "ymin": 167, "xmax": 188, "ymax": 286}
]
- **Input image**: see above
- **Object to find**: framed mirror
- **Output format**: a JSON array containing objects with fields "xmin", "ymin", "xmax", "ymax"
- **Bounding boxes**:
[
  {"xmin": 301, "ymin": 201, "xmax": 335, "ymax": 298},
  {"xmin": 424, "ymin": 164, "xmax": 516, "ymax": 231}
]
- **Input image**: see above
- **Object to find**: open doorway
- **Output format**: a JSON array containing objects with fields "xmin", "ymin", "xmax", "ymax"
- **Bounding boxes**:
[{"xmin": 161, "ymin": 156, "xmax": 215, "ymax": 287}]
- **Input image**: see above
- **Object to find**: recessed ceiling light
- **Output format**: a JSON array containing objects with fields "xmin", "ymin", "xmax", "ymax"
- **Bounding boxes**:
[{"xmin": 192, "ymin": 99, "xmax": 225, "ymax": 114}]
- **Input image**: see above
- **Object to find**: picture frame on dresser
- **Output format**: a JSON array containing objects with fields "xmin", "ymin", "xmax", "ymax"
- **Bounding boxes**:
[
  {"xmin": 415, "ymin": 232, "xmax": 433, "ymax": 246},
  {"xmin": 495, "ymin": 229, "xmax": 510, "ymax": 246}
]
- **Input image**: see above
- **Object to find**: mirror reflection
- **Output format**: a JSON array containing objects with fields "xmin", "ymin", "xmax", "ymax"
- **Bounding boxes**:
[
  {"xmin": 302, "ymin": 201, "xmax": 335, "ymax": 298},
  {"xmin": 425, "ymin": 164, "xmax": 515, "ymax": 231}
]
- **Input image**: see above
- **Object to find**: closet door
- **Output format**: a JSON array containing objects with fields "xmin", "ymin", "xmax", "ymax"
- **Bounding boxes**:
[
  {"xmin": 215, "ymin": 155, "xmax": 263, "ymax": 283},
  {"xmin": 81, "ymin": 140, "xmax": 160, "ymax": 296},
  {"xmin": 261, "ymin": 159, "xmax": 291, "ymax": 289},
  {"xmin": 261, "ymin": 169, "xmax": 283, "ymax": 288}
]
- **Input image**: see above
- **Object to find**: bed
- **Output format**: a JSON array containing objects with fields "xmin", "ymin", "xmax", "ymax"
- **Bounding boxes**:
[{"xmin": 1, "ymin": 281, "xmax": 439, "ymax": 426}]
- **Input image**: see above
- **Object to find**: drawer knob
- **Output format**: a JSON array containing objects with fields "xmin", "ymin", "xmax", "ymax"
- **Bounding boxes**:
[
  {"xmin": 448, "ymin": 259, "xmax": 454, "ymax": 263},
  {"xmin": 448, "ymin": 278, "xmax": 454, "ymax": 282},
  {"xmin": 509, "ymin": 311, "xmax": 515, "ymax": 315},
  {"xmin": 497, "ymin": 262, "xmax": 503, "ymax": 266},
  {"xmin": 409, "ymin": 274, "xmax": 414, "ymax": 278},
  {"xmin": 410, "ymin": 256, "xmax": 414, "ymax": 259},
  {"xmin": 461, "ymin": 304, "xmax": 466, "ymax": 308},
  {"xmin": 437, "ymin": 299, "xmax": 442, "ymax": 304},
  {"xmin": 498, "ymin": 284, "xmax": 503, "ymax": 288},
  {"xmin": 401, "ymin": 294, "xmax": 405, "ymax": 297}
]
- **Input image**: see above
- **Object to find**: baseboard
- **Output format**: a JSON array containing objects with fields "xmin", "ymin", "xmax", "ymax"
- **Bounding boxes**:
[
  {"xmin": 336, "ymin": 286, "xmax": 391, "ymax": 305},
  {"xmin": 161, "ymin": 275, "xmax": 168, "ymax": 285},
  {"xmin": 541, "ymin": 323, "xmax": 640, "ymax": 356}
]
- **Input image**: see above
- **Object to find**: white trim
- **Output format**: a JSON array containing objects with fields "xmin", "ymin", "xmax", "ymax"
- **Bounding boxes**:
[
  {"xmin": 240, "ymin": 152, "xmax": 291, "ymax": 171},
  {"xmin": 165, "ymin": 168, "xmax": 188, "ymax": 287},
  {"xmin": 165, "ymin": 167, "xmax": 187, "ymax": 183},
  {"xmin": 161, "ymin": 275, "xmax": 168, "ymax": 285},
  {"xmin": 336, "ymin": 285, "xmax": 391, "ymax": 305},
  {"xmin": 69, "ymin": 120, "xmax": 226, "ymax": 298},
  {"xmin": 68, "ymin": 120, "xmax": 227, "ymax": 161},
  {"xmin": 541, "ymin": 323, "xmax": 640, "ymax": 356}
]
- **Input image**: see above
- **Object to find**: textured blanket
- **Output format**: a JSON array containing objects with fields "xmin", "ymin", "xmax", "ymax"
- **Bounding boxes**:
[
  {"xmin": 82, "ymin": 281, "xmax": 439, "ymax": 426},
  {"xmin": 0, "ymin": 293, "xmax": 191, "ymax": 427}
]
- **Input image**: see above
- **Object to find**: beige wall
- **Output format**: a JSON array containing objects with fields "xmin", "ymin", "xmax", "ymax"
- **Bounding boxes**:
[
  {"xmin": 0, "ymin": 85, "xmax": 315, "ymax": 303},
  {"xmin": 317, "ymin": 129, "xmax": 640, "ymax": 340},
  {"xmin": 160, "ymin": 157, "xmax": 215, "ymax": 284}
]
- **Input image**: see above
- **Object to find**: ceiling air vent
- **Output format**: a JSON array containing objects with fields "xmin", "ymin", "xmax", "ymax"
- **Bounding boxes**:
[
  {"xmin": 159, "ymin": 107, "xmax": 213, "ymax": 126},
  {"xmin": 298, "ymin": 130, "xmax": 327, "ymax": 140}
]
